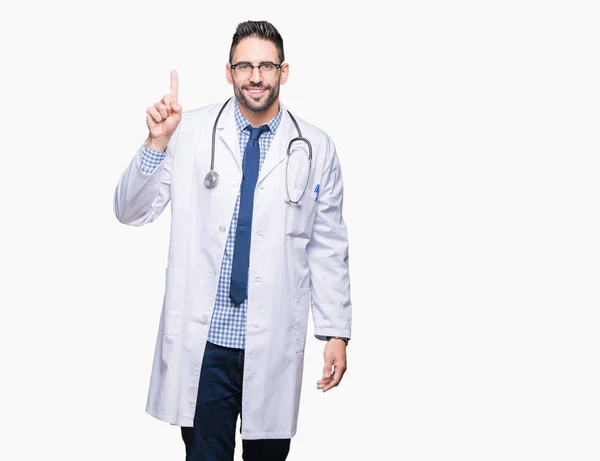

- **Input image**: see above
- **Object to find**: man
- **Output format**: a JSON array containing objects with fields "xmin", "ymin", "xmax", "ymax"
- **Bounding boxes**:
[{"xmin": 114, "ymin": 20, "xmax": 352, "ymax": 461}]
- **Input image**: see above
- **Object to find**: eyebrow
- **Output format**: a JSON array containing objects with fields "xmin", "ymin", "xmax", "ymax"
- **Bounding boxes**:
[{"xmin": 233, "ymin": 60, "xmax": 278, "ymax": 65}]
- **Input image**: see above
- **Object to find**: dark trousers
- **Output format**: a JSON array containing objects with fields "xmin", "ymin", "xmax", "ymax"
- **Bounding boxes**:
[{"xmin": 181, "ymin": 341, "xmax": 291, "ymax": 461}]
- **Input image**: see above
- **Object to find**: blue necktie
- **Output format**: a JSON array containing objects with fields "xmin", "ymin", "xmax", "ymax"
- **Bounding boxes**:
[{"xmin": 230, "ymin": 124, "xmax": 270, "ymax": 305}]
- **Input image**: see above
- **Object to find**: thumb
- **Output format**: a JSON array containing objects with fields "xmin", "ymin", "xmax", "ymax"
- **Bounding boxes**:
[
  {"xmin": 171, "ymin": 100, "xmax": 183, "ymax": 114},
  {"xmin": 322, "ymin": 357, "xmax": 333, "ymax": 379}
]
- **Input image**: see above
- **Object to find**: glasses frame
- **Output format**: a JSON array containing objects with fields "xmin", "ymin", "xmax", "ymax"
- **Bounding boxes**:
[{"xmin": 230, "ymin": 61, "xmax": 283, "ymax": 77}]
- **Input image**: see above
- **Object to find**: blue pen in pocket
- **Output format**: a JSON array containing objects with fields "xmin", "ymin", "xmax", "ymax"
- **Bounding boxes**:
[{"xmin": 314, "ymin": 184, "xmax": 320, "ymax": 201}]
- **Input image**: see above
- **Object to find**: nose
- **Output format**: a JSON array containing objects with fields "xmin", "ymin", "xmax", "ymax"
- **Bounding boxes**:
[{"xmin": 250, "ymin": 65, "xmax": 263, "ymax": 83}]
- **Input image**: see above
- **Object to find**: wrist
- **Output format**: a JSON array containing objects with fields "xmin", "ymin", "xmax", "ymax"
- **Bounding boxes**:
[
  {"xmin": 146, "ymin": 136, "xmax": 169, "ymax": 153},
  {"xmin": 326, "ymin": 336, "xmax": 349, "ymax": 346}
]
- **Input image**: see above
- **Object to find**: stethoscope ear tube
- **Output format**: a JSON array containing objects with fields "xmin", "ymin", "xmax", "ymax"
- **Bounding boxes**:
[
  {"xmin": 285, "ymin": 135, "xmax": 312, "ymax": 204},
  {"xmin": 285, "ymin": 111, "xmax": 312, "ymax": 204}
]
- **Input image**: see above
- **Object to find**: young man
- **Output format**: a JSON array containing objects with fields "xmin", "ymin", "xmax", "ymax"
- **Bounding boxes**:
[{"xmin": 114, "ymin": 20, "xmax": 352, "ymax": 461}]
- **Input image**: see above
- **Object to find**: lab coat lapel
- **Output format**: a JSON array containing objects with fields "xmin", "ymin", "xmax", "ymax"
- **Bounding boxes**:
[
  {"xmin": 257, "ymin": 107, "xmax": 295, "ymax": 187},
  {"xmin": 216, "ymin": 100, "xmax": 242, "ymax": 172}
]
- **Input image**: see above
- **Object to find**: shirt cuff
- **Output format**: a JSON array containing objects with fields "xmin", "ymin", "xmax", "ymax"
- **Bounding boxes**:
[{"xmin": 140, "ymin": 142, "xmax": 168, "ymax": 175}]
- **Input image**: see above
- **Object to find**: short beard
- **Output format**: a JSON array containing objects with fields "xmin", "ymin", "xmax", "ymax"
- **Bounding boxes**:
[{"xmin": 234, "ymin": 81, "xmax": 280, "ymax": 112}]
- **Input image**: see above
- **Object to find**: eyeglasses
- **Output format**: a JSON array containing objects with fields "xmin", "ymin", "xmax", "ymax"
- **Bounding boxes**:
[{"xmin": 230, "ymin": 62, "xmax": 282, "ymax": 79}]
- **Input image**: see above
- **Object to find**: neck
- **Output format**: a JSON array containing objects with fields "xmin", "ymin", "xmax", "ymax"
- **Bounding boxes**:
[{"xmin": 237, "ymin": 99, "xmax": 280, "ymax": 127}]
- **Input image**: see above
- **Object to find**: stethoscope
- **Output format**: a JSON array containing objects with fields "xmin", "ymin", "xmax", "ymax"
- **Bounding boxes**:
[{"xmin": 204, "ymin": 97, "xmax": 312, "ymax": 204}]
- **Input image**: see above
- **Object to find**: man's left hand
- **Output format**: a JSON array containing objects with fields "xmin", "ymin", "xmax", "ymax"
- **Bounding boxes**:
[{"xmin": 316, "ymin": 338, "xmax": 347, "ymax": 392}]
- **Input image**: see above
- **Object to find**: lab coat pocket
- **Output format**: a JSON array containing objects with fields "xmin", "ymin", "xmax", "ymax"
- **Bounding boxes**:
[
  {"xmin": 285, "ymin": 188, "xmax": 317, "ymax": 239},
  {"xmin": 159, "ymin": 268, "xmax": 186, "ymax": 336},
  {"xmin": 294, "ymin": 287, "xmax": 311, "ymax": 353}
]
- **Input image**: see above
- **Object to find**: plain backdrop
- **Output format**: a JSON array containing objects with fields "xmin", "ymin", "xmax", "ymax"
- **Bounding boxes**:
[{"xmin": 1, "ymin": 0, "xmax": 599, "ymax": 460}]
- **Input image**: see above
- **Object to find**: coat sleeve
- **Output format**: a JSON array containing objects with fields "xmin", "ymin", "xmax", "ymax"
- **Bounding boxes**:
[
  {"xmin": 306, "ymin": 135, "xmax": 352, "ymax": 341},
  {"xmin": 113, "ymin": 123, "xmax": 182, "ymax": 226}
]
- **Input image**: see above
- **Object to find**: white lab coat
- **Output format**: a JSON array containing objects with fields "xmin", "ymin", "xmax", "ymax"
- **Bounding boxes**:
[{"xmin": 113, "ymin": 100, "xmax": 351, "ymax": 439}]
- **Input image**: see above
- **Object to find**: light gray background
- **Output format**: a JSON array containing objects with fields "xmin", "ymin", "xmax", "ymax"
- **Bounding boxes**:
[{"xmin": 1, "ymin": 0, "xmax": 599, "ymax": 459}]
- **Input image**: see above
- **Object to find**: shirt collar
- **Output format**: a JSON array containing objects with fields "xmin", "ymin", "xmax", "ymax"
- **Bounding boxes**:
[{"xmin": 233, "ymin": 96, "xmax": 283, "ymax": 135}]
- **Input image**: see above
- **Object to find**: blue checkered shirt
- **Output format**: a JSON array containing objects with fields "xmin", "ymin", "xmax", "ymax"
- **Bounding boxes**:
[{"xmin": 140, "ymin": 98, "xmax": 283, "ymax": 349}]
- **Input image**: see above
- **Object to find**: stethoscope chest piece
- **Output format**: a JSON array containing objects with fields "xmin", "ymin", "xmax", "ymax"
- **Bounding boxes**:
[{"xmin": 204, "ymin": 170, "xmax": 219, "ymax": 188}]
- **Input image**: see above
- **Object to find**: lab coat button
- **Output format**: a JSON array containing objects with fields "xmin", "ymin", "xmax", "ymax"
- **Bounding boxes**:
[
  {"xmin": 255, "ymin": 277, "xmax": 263, "ymax": 284},
  {"xmin": 219, "ymin": 225, "xmax": 226, "ymax": 233},
  {"xmin": 230, "ymin": 180, "xmax": 237, "ymax": 188},
  {"xmin": 201, "ymin": 314, "xmax": 208, "ymax": 324}
]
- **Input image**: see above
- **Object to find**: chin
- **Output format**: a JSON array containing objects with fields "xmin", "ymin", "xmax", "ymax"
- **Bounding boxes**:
[
  {"xmin": 235, "ymin": 87, "xmax": 279, "ymax": 113},
  {"xmin": 248, "ymin": 101, "xmax": 271, "ymax": 112},
  {"xmin": 243, "ymin": 97, "xmax": 274, "ymax": 112}
]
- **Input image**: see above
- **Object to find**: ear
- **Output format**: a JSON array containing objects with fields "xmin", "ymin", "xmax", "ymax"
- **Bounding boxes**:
[
  {"xmin": 225, "ymin": 63, "xmax": 233, "ymax": 85},
  {"xmin": 280, "ymin": 63, "xmax": 290, "ymax": 85}
]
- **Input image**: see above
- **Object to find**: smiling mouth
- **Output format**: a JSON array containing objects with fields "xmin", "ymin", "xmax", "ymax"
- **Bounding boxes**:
[{"xmin": 244, "ymin": 87, "xmax": 268, "ymax": 97}]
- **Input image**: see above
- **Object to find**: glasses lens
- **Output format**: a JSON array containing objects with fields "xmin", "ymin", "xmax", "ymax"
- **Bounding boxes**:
[
  {"xmin": 233, "ymin": 64, "xmax": 279, "ymax": 78},
  {"xmin": 259, "ymin": 64, "xmax": 278, "ymax": 79},
  {"xmin": 234, "ymin": 65, "xmax": 252, "ymax": 77}
]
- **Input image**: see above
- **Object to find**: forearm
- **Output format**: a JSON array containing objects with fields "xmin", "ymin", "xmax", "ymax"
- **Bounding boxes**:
[
  {"xmin": 307, "ymin": 140, "xmax": 352, "ymax": 341},
  {"xmin": 113, "ymin": 139, "xmax": 174, "ymax": 226}
]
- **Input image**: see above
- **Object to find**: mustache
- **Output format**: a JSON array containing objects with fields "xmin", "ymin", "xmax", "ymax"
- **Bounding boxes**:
[{"xmin": 242, "ymin": 83, "xmax": 270, "ymax": 89}]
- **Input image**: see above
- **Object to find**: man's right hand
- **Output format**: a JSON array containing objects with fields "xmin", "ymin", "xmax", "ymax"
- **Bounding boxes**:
[{"xmin": 146, "ymin": 69, "xmax": 183, "ymax": 152}]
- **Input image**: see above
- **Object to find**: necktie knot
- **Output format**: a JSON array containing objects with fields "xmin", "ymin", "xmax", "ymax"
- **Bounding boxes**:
[{"xmin": 248, "ymin": 124, "xmax": 269, "ymax": 141}]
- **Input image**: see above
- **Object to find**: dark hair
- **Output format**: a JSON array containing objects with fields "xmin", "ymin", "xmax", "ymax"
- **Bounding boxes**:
[{"xmin": 229, "ymin": 21, "xmax": 285, "ymax": 64}]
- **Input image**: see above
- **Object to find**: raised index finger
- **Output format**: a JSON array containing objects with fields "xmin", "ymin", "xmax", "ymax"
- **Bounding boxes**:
[{"xmin": 170, "ymin": 69, "xmax": 179, "ymax": 101}]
